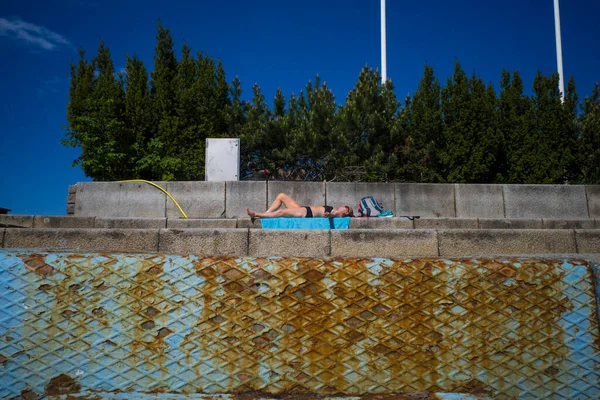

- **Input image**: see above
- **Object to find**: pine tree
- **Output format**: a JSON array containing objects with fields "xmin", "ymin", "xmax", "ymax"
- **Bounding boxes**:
[
  {"xmin": 529, "ymin": 71, "xmax": 575, "ymax": 183},
  {"xmin": 227, "ymin": 76, "xmax": 246, "ymax": 137},
  {"xmin": 334, "ymin": 66, "xmax": 398, "ymax": 181},
  {"xmin": 123, "ymin": 54, "xmax": 152, "ymax": 179},
  {"xmin": 241, "ymin": 84, "xmax": 271, "ymax": 173},
  {"xmin": 401, "ymin": 64, "xmax": 444, "ymax": 182},
  {"xmin": 440, "ymin": 62, "xmax": 500, "ymax": 182},
  {"xmin": 149, "ymin": 21, "xmax": 178, "ymax": 180},
  {"xmin": 579, "ymin": 83, "xmax": 600, "ymax": 183},
  {"xmin": 64, "ymin": 48, "xmax": 95, "ymax": 171}
]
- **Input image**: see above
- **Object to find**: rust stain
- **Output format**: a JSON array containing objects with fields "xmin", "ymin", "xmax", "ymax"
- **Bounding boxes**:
[
  {"xmin": 18, "ymin": 253, "xmax": 55, "ymax": 275},
  {"xmin": 45, "ymin": 374, "xmax": 81, "ymax": 396},
  {"xmin": 20, "ymin": 389, "xmax": 39, "ymax": 400}
]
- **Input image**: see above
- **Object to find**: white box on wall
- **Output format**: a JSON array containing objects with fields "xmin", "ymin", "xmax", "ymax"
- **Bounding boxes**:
[{"xmin": 205, "ymin": 138, "xmax": 240, "ymax": 181}]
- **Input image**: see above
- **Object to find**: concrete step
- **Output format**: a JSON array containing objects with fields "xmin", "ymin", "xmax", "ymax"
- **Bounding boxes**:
[
  {"xmin": 2, "ymin": 215, "xmax": 599, "ymax": 230},
  {"xmin": 2, "ymin": 227, "xmax": 599, "ymax": 258}
]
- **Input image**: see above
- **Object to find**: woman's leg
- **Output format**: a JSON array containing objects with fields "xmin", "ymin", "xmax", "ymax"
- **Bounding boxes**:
[
  {"xmin": 265, "ymin": 193, "xmax": 301, "ymax": 212},
  {"xmin": 247, "ymin": 207, "xmax": 306, "ymax": 219}
]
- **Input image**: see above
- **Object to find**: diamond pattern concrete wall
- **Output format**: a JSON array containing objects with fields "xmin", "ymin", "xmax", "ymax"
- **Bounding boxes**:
[{"xmin": 1, "ymin": 250, "xmax": 599, "ymax": 398}]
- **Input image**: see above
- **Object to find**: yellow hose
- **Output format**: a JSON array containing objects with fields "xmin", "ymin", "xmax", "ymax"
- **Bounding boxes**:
[{"xmin": 119, "ymin": 180, "xmax": 188, "ymax": 219}]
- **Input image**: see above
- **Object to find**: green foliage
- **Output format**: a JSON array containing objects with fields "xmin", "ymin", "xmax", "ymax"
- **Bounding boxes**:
[
  {"xmin": 439, "ymin": 62, "xmax": 501, "ymax": 183},
  {"xmin": 64, "ymin": 23, "xmax": 599, "ymax": 184},
  {"xmin": 578, "ymin": 84, "xmax": 600, "ymax": 183},
  {"xmin": 400, "ymin": 64, "xmax": 444, "ymax": 182}
]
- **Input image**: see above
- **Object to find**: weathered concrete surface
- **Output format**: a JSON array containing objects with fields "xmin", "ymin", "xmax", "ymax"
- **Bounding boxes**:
[
  {"xmin": 396, "ymin": 183, "xmax": 455, "ymax": 217},
  {"xmin": 0, "ymin": 215, "xmax": 34, "ymax": 228},
  {"xmin": 33, "ymin": 216, "xmax": 95, "ymax": 228},
  {"xmin": 326, "ymin": 182, "xmax": 395, "ymax": 214},
  {"xmin": 438, "ymin": 229, "xmax": 577, "ymax": 256},
  {"xmin": 587, "ymin": 185, "xmax": 600, "ymax": 218},
  {"xmin": 349, "ymin": 218, "xmax": 369, "ymax": 229},
  {"xmin": 542, "ymin": 219, "xmax": 596, "ymax": 229},
  {"xmin": 0, "ymin": 228, "xmax": 4, "ymax": 247},
  {"xmin": 249, "ymin": 229, "xmax": 329, "ymax": 257},
  {"xmin": 331, "ymin": 229, "xmax": 438, "ymax": 257},
  {"xmin": 75, "ymin": 182, "xmax": 168, "ymax": 217},
  {"xmin": 167, "ymin": 218, "xmax": 236, "ymax": 229},
  {"xmin": 504, "ymin": 185, "xmax": 588, "ymax": 219},
  {"xmin": 415, "ymin": 218, "xmax": 478, "ymax": 229},
  {"xmin": 237, "ymin": 218, "xmax": 262, "ymax": 229},
  {"xmin": 478, "ymin": 218, "xmax": 543, "ymax": 229},
  {"xmin": 159, "ymin": 228, "xmax": 247, "ymax": 255},
  {"xmin": 3, "ymin": 228, "xmax": 159, "ymax": 252},
  {"xmin": 268, "ymin": 181, "xmax": 326, "ymax": 210},
  {"xmin": 166, "ymin": 181, "xmax": 225, "ymax": 218},
  {"xmin": 226, "ymin": 181, "xmax": 266, "ymax": 218},
  {"xmin": 95, "ymin": 217, "xmax": 166, "ymax": 229},
  {"xmin": 575, "ymin": 230, "xmax": 600, "ymax": 253},
  {"xmin": 366, "ymin": 218, "xmax": 413, "ymax": 229},
  {"xmin": 455, "ymin": 184, "xmax": 504, "ymax": 218}
]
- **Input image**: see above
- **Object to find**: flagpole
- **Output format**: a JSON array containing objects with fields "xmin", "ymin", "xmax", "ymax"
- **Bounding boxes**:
[
  {"xmin": 381, "ymin": 0, "xmax": 387, "ymax": 83},
  {"xmin": 554, "ymin": 0, "xmax": 565, "ymax": 101}
]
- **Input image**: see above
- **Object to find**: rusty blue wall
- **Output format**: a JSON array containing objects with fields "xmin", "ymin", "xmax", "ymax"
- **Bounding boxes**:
[{"xmin": 1, "ymin": 250, "xmax": 599, "ymax": 398}]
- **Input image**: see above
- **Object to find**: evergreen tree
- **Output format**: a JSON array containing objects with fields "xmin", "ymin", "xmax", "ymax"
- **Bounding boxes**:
[
  {"xmin": 440, "ymin": 62, "xmax": 500, "ymax": 182},
  {"xmin": 241, "ymin": 84, "xmax": 271, "ymax": 172},
  {"xmin": 149, "ymin": 21, "xmax": 178, "ymax": 180},
  {"xmin": 227, "ymin": 76, "xmax": 246, "ymax": 137},
  {"xmin": 334, "ymin": 66, "xmax": 398, "ymax": 181},
  {"xmin": 401, "ymin": 64, "xmax": 444, "ymax": 182},
  {"xmin": 499, "ymin": 69, "xmax": 534, "ymax": 183},
  {"xmin": 578, "ymin": 83, "xmax": 600, "ymax": 183},
  {"xmin": 123, "ymin": 54, "xmax": 152, "ymax": 179},
  {"xmin": 64, "ymin": 48, "xmax": 95, "ymax": 172},
  {"xmin": 530, "ymin": 71, "xmax": 576, "ymax": 183}
]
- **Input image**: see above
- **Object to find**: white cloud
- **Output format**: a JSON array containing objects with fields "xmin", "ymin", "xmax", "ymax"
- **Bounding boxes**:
[{"xmin": 0, "ymin": 17, "xmax": 71, "ymax": 50}]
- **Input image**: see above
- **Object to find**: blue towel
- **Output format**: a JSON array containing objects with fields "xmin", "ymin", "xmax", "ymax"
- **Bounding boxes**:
[{"xmin": 260, "ymin": 217, "xmax": 350, "ymax": 230}]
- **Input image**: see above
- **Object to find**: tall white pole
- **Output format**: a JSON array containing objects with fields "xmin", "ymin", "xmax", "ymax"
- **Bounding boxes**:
[
  {"xmin": 554, "ymin": 0, "xmax": 565, "ymax": 101},
  {"xmin": 381, "ymin": 0, "xmax": 387, "ymax": 83}
]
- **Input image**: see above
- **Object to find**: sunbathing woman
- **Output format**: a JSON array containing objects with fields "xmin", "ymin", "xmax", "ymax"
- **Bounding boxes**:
[{"xmin": 246, "ymin": 192, "xmax": 353, "ymax": 223}]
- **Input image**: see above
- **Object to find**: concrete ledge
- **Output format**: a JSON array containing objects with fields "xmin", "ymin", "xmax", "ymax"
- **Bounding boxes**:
[
  {"xmin": 226, "ymin": 181, "xmax": 266, "ymax": 219},
  {"xmin": 366, "ymin": 218, "xmax": 413, "ymax": 229},
  {"xmin": 0, "ymin": 215, "xmax": 34, "ymax": 228},
  {"xmin": 478, "ymin": 218, "xmax": 543, "ymax": 229},
  {"xmin": 159, "ymin": 228, "xmax": 248, "ymax": 255},
  {"xmin": 331, "ymin": 229, "xmax": 438, "ymax": 257},
  {"xmin": 33, "ymin": 216, "xmax": 95, "ymax": 228},
  {"xmin": 504, "ymin": 185, "xmax": 588, "ymax": 219},
  {"xmin": 95, "ymin": 217, "xmax": 166, "ymax": 229},
  {"xmin": 237, "ymin": 219, "xmax": 261, "ymax": 229},
  {"xmin": 542, "ymin": 219, "xmax": 595, "ymax": 229},
  {"xmin": 268, "ymin": 182, "xmax": 326, "ymax": 210},
  {"xmin": 396, "ymin": 184, "xmax": 455, "ymax": 217},
  {"xmin": 167, "ymin": 218, "xmax": 236, "ymax": 229},
  {"xmin": 166, "ymin": 182, "xmax": 225, "ymax": 218},
  {"xmin": 249, "ymin": 229, "xmax": 329, "ymax": 257},
  {"xmin": 1, "ymin": 228, "xmax": 4, "ymax": 247},
  {"xmin": 438, "ymin": 229, "xmax": 577, "ymax": 256},
  {"xmin": 586, "ymin": 185, "xmax": 600, "ymax": 218},
  {"xmin": 415, "ymin": 218, "xmax": 478, "ymax": 229},
  {"xmin": 3, "ymin": 228, "xmax": 159, "ymax": 252},
  {"xmin": 349, "ymin": 218, "xmax": 369, "ymax": 229},
  {"xmin": 455, "ymin": 184, "xmax": 504, "ymax": 218},
  {"xmin": 575, "ymin": 230, "xmax": 600, "ymax": 253}
]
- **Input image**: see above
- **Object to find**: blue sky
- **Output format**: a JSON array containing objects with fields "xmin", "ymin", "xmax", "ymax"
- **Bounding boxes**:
[{"xmin": 1, "ymin": 0, "xmax": 599, "ymax": 216}]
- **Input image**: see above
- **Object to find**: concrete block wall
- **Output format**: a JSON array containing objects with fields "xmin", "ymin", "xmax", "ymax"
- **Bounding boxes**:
[
  {"xmin": 70, "ymin": 182, "xmax": 600, "ymax": 220},
  {"xmin": 3, "ymin": 227, "xmax": 600, "ymax": 257}
]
